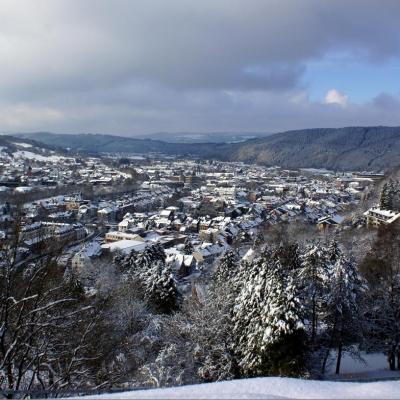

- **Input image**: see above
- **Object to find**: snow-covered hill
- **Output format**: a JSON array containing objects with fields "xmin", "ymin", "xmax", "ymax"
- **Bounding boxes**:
[
  {"xmin": 80, "ymin": 377, "xmax": 400, "ymax": 399},
  {"xmin": 0, "ymin": 135, "xmax": 69, "ymax": 162}
]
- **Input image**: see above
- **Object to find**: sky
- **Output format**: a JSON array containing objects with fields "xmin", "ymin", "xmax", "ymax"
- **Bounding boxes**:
[{"xmin": 1, "ymin": 0, "xmax": 400, "ymax": 135}]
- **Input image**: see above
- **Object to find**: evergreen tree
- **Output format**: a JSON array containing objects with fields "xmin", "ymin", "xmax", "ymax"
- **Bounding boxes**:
[
  {"xmin": 233, "ymin": 256, "xmax": 269, "ymax": 376},
  {"xmin": 233, "ymin": 253, "xmax": 307, "ymax": 377},
  {"xmin": 394, "ymin": 180, "xmax": 400, "ymax": 211},
  {"xmin": 364, "ymin": 233, "xmax": 400, "ymax": 370},
  {"xmin": 327, "ymin": 239, "xmax": 342, "ymax": 265},
  {"xmin": 275, "ymin": 241, "xmax": 302, "ymax": 273},
  {"xmin": 145, "ymin": 219, "xmax": 156, "ymax": 230},
  {"xmin": 232, "ymin": 247, "xmax": 273, "ymax": 299},
  {"xmin": 183, "ymin": 238, "xmax": 194, "ymax": 255},
  {"xmin": 260, "ymin": 268, "xmax": 307, "ymax": 376},
  {"xmin": 387, "ymin": 180, "xmax": 396, "ymax": 210},
  {"xmin": 380, "ymin": 182, "xmax": 390, "ymax": 209},
  {"xmin": 253, "ymin": 231, "xmax": 264, "ymax": 249},
  {"xmin": 298, "ymin": 242, "xmax": 330, "ymax": 350},
  {"xmin": 116, "ymin": 244, "xmax": 166, "ymax": 277},
  {"xmin": 367, "ymin": 276, "xmax": 400, "ymax": 370},
  {"xmin": 213, "ymin": 250, "xmax": 238, "ymax": 284},
  {"xmin": 360, "ymin": 217, "xmax": 400, "ymax": 370},
  {"xmin": 145, "ymin": 261, "xmax": 179, "ymax": 313},
  {"xmin": 320, "ymin": 250, "xmax": 364, "ymax": 375},
  {"xmin": 380, "ymin": 180, "xmax": 398, "ymax": 210},
  {"xmin": 114, "ymin": 249, "xmax": 137, "ymax": 274}
]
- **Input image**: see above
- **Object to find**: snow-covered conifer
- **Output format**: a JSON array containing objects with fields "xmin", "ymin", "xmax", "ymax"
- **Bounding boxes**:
[
  {"xmin": 118, "ymin": 244, "xmax": 166, "ymax": 279},
  {"xmin": 183, "ymin": 238, "xmax": 194, "ymax": 255},
  {"xmin": 380, "ymin": 180, "xmax": 398, "ymax": 210},
  {"xmin": 320, "ymin": 250, "xmax": 364, "ymax": 374},
  {"xmin": 213, "ymin": 249, "xmax": 238, "ymax": 284},
  {"xmin": 297, "ymin": 242, "xmax": 330, "ymax": 348},
  {"xmin": 380, "ymin": 182, "xmax": 390, "ymax": 209},
  {"xmin": 145, "ymin": 261, "xmax": 179, "ymax": 313},
  {"xmin": 233, "ymin": 253, "xmax": 307, "ymax": 377},
  {"xmin": 261, "ymin": 269, "xmax": 307, "ymax": 376},
  {"xmin": 275, "ymin": 241, "xmax": 302, "ymax": 273},
  {"xmin": 253, "ymin": 231, "xmax": 264, "ymax": 249}
]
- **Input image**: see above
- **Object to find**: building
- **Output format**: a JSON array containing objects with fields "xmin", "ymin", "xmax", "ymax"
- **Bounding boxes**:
[
  {"xmin": 364, "ymin": 207, "xmax": 400, "ymax": 227},
  {"xmin": 105, "ymin": 231, "xmax": 144, "ymax": 242},
  {"xmin": 101, "ymin": 239, "xmax": 147, "ymax": 254},
  {"xmin": 71, "ymin": 241, "xmax": 102, "ymax": 272},
  {"xmin": 21, "ymin": 222, "xmax": 87, "ymax": 247}
]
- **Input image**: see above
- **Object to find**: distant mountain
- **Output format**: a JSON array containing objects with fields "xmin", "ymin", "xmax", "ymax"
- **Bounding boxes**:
[
  {"xmin": 225, "ymin": 126, "xmax": 400, "ymax": 171},
  {"xmin": 0, "ymin": 135, "xmax": 59, "ymax": 154},
  {"xmin": 16, "ymin": 126, "xmax": 400, "ymax": 171},
  {"xmin": 134, "ymin": 131, "xmax": 272, "ymax": 143},
  {"xmin": 0, "ymin": 134, "xmax": 71, "ymax": 164},
  {"xmin": 15, "ymin": 132, "xmax": 228, "ymax": 157}
]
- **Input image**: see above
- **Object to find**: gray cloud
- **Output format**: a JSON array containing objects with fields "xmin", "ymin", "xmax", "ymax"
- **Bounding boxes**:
[
  {"xmin": 0, "ymin": 0, "xmax": 400, "ymax": 134},
  {"xmin": 372, "ymin": 93, "xmax": 400, "ymax": 110}
]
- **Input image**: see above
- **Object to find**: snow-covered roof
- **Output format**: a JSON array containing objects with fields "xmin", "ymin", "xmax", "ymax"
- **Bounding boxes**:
[
  {"xmin": 364, "ymin": 207, "xmax": 400, "ymax": 224},
  {"xmin": 101, "ymin": 240, "xmax": 146, "ymax": 253}
]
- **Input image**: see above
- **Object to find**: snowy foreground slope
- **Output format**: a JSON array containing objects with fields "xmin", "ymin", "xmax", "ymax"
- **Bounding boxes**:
[{"xmin": 80, "ymin": 377, "xmax": 400, "ymax": 399}]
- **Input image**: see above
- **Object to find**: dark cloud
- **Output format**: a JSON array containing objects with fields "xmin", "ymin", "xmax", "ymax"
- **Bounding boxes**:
[
  {"xmin": 372, "ymin": 93, "xmax": 400, "ymax": 110},
  {"xmin": 0, "ymin": 0, "xmax": 399, "ymax": 133}
]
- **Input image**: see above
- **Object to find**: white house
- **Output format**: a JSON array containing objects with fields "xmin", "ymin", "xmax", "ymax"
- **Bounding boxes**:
[{"xmin": 364, "ymin": 207, "xmax": 400, "ymax": 227}]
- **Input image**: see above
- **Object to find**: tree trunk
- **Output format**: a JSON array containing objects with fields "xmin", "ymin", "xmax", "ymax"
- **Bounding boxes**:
[
  {"xmin": 321, "ymin": 313, "xmax": 339, "ymax": 376},
  {"xmin": 397, "ymin": 350, "xmax": 400, "ymax": 370},
  {"xmin": 7, "ymin": 363, "xmax": 14, "ymax": 399},
  {"xmin": 311, "ymin": 297, "xmax": 316, "ymax": 343},
  {"xmin": 388, "ymin": 348, "xmax": 396, "ymax": 371},
  {"xmin": 321, "ymin": 348, "xmax": 330, "ymax": 375},
  {"xmin": 335, "ymin": 342, "xmax": 343, "ymax": 374}
]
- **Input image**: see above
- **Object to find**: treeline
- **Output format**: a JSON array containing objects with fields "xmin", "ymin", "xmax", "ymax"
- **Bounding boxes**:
[
  {"xmin": 130, "ymin": 240, "xmax": 395, "ymax": 384},
  {"xmin": 380, "ymin": 179, "xmax": 400, "ymax": 210},
  {"xmin": 1, "ymin": 221, "xmax": 400, "ymax": 396}
]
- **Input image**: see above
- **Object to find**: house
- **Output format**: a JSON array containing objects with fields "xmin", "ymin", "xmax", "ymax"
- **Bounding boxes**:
[
  {"xmin": 21, "ymin": 222, "xmax": 87, "ymax": 248},
  {"xmin": 199, "ymin": 228, "xmax": 220, "ymax": 243},
  {"xmin": 71, "ymin": 241, "xmax": 102, "ymax": 272},
  {"xmin": 97, "ymin": 205, "xmax": 118, "ymax": 222},
  {"xmin": 167, "ymin": 253, "xmax": 197, "ymax": 277},
  {"xmin": 317, "ymin": 214, "xmax": 344, "ymax": 230},
  {"xmin": 105, "ymin": 231, "xmax": 145, "ymax": 243},
  {"xmin": 364, "ymin": 207, "xmax": 400, "ymax": 227},
  {"xmin": 101, "ymin": 239, "xmax": 147, "ymax": 254},
  {"xmin": 118, "ymin": 219, "xmax": 131, "ymax": 232},
  {"xmin": 195, "ymin": 242, "xmax": 227, "ymax": 264}
]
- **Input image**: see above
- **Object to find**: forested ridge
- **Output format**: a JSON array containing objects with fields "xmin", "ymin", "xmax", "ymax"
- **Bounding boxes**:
[{"xmin": 18, "ymin": 126, "xmax": 400, "ymax": 171}]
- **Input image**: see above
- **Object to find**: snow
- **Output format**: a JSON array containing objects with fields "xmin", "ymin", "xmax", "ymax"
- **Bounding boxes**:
[
  {"xmin": 327, "ymin": 351, "xmax": 388, "ymax": 375},
  {"xmin": 79, "ymin": 377, "xmax": 400, "ymax": 399},
  {"xmin": 79, "ymin": 241, "xmax": 102, "ymax": 258},
  {"xmin": 324, "ymin": 351, "xmax": 400, "ymax": 381},
  {"xmin": 366, "ymin": 207, "xmax": 399, "ymax": 218},
  {"xmin": 13, "ymin": 150, "xmax": 65, "ymax": 162},
  {"xmin": 12, "ymin": 142, "xmax": 32, "ymax": 148},
  {"xmin": 102, "ymin": 239, "xmax": 147, "ymax": 253}
]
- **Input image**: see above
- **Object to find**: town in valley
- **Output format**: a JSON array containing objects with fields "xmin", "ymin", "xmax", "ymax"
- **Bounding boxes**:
[{"xmin": 1, "ymin": 140, "xmax": 397, "ymax": 295}]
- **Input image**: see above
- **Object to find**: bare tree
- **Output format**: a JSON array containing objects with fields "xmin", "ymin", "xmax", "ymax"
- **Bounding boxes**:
[{"xmin": 0, "ymin": 210, "xmax": 100, "ymax": 397}]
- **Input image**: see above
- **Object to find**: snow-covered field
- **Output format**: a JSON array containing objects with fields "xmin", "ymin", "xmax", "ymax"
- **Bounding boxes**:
[
  {"xmin": 326, "ymin": 351, "xmax": 390, "ymax": 378},
  {"xmin": 79, "ymin": 377, "xmax": 400, "ymax": 399},
  {"xmin": 12, "ymin": 142, "xmax": 33, "ymax": 148},
  {"xmin": 13, "ymin": 150, "xmax": 65, "ymax": 162}
]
